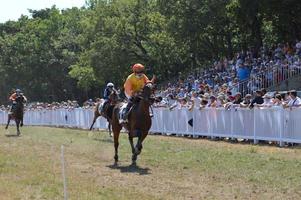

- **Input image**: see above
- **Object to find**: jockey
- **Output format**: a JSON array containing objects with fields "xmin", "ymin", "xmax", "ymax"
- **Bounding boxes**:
[
  {"xmin": 100, "ymin": 82, "xmax": 116, "ymax": 114},
  {"xmin": 9, "ymin": 89, "xmax": 27, "ymax": 113},
  {"xmin": 121, "ymin": 63, "xmax": 151, "ymax": 122}
]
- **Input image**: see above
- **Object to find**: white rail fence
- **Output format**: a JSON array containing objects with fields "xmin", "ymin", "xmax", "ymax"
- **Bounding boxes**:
[{"xmin": 1, "ymin": 108, "xmax": 301, "ymax": 145}]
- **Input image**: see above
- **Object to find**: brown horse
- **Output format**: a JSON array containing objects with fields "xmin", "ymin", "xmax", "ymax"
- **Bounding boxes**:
[
  {"xmin": 111, "ymin": 82, "xmax": 155, "ymax": 164},
  {"xmin": 5, "ymin": 95, "xmax": 25, "ymax": 136},
  {"xmin": 89, "ymin": 90, "xmax": 119, "ymax": 136}
]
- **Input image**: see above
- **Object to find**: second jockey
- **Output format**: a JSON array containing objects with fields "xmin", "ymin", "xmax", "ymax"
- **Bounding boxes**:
[
  {"xmin": 121, "ymin": 63, "xmax": 151, "ymax": 122},
  {"xmin": 101, "ymin": 82, "xmax": 116, "ymax": 114}
]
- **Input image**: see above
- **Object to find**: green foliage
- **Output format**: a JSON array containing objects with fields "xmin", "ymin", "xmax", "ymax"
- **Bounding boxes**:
[
  {"xmin": 0, "ymin": 0, "xmax": 300, "ymax": 103},
  {"xmin": 69, "ymin": 65, "xmax": 96, "ymax": 90}
]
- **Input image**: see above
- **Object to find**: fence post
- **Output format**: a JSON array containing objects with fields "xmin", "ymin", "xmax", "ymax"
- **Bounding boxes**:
[
  {"xmin": 279, "ymin": 109, "xmax": 284, "ymax": 147},
  {"xmin": 230, "ymin": 108, "xmax": 234, "ymax": 140},
  {"xmin": 253, "ymin": 108, "xmax": 258, "ymax": 145}
]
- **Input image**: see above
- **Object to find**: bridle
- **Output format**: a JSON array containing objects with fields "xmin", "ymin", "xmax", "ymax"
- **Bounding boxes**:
[{"xmin": 135, "ymin": 83, "xmax": 155, "ymax": 104}]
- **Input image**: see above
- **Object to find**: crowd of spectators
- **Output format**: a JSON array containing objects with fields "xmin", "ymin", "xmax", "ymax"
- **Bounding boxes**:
[
  {"xmin": 154, "ymin": 41, "xmax": 301, "ymax": 109},
  {"xmin": 154, "ymin": 89, "xmax": 301, "ymax": 110}
]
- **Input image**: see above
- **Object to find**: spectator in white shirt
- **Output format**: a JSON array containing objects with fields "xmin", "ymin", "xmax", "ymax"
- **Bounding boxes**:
[
  {"xmin": 284, "ymin": 90, "xmax": 301, "ymax": 108},
  {"xmin": 166, "ymin": 94, "xmax": 178, "ymax": 110},
  {"xmin": 259, "ymin": 94, "xmax": 274, "ymax": 107},
  {"xmin": 189, "ymin": 91, "xmax": 202, "ymax": 110}
]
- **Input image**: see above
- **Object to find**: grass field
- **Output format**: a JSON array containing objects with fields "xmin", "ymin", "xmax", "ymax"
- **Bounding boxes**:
[{"xmin": 0, "ymin": 126, "xmax": 301, "ymax": 200}]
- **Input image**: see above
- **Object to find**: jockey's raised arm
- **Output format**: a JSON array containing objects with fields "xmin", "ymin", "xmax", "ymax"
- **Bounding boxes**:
[{"xmin": 9, "ymin": 93, "xmax": 17, "ymax": 101}]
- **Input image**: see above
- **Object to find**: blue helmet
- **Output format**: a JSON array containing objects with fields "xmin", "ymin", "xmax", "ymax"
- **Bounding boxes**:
[{"xmin": 16, "ymin": 89, "xmax": 21, "ymax": 93}]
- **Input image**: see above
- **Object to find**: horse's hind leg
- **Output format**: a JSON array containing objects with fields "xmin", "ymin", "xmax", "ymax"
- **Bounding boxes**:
[
  {"xmin": 89, "ymin": 115, "xmax": 98, "ymax": 131},
  {"xmin": 108, "ymin": 122, "xmax": 112, "ymax": 137},
  {"xmin": 5, "ymin": 116, "xmax": 11, "ymax": 129}
]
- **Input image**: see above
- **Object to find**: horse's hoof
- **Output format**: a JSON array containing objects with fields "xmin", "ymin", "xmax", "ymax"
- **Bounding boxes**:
[{"xmin": 131, "ymin": 161, "xmax": 137, "ymax": 166}]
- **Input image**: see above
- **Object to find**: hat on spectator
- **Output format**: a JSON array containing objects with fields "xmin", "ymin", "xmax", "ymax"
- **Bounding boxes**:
[
  {"xmin": 201, "ymin": 93, "xmax": 210, "ymax": 99},
  {"xmin": 255, "ymin": 90, "xmax": 262, "ymax": 95},
  {"xmin": 228, "ymin": 96, "xmax": 235, "ymax": 101},
  {"xmin": 263, "ymin": 94, "xmax": 272, "ymax": 99},
  {"xmin": 245, "ymin": 94, "xmax": 252, "ymax": 98},
  {"xmin": 217, "ymin": 95, "xmax": 225, "ymax": 100}
]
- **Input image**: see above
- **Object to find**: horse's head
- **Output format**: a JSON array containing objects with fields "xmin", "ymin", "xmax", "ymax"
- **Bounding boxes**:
[
  {"xmin": 15, "ymin": 95, "xmax": 24, "ymax": 103},
  {"xmin": 109, "ymin": 89, "xmax": 119, "ymax": 104},
  {"xmin": 13, "ymin": 95, "xmax": 25, "ymax": 112},
  {"xmin": 140, "ymin": 82, "xmax": 156, "ymax": 104}
]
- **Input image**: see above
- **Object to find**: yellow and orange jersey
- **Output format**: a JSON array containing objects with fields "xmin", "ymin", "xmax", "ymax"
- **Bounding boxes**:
[{"xmin": 124, "ymin": 73, "xmax": 150, "ymax": 97}]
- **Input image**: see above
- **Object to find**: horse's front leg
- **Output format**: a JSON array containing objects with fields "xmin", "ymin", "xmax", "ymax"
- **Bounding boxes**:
[
  {"xmin": 134, "ymin": 130, "xmax": 144, "ymax": 156},
  {"xmin": 20, "ymin": 116, "xmax": 24, "ymax": 127},
  {"xmin": 129, "ymin": 135, "xmax": 137, "ymax": 163},
  {"xmin": 135, "ymin": 132, "xmax": 148, "ymax": 156},
  {"xmin": 5, "ymin": 115, "xmax": 11, "ymax": 129},
  {"xmin": 16, "ymin": 120, "xmax": 20, "ymax": 136},
  {"xmin": 129, "ymin": 134, "xmax": 135, "ymax": 153},
  {"xmin": 112, "ymin": 125, "xmax": 121, "ymax": 164}
]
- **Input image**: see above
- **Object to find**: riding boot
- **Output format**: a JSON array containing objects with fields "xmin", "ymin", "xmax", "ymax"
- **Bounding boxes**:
[
  {"xmin": 9, "ymin": 103, "xmax": 16, "ymax": 114},
  {"xmin": 122, "ymin": 99, "xmax": 133, "ymax": 122},
  {"xmin": 101, "ymin": 100, "xmax": 108, "ymax": 114}
]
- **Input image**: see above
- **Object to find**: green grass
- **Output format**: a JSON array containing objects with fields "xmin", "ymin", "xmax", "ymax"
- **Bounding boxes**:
[{"xmin": 1, "ymin": 126, "xmax": 301, "ymax": 199}]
